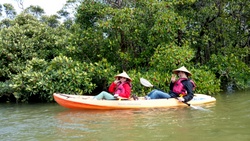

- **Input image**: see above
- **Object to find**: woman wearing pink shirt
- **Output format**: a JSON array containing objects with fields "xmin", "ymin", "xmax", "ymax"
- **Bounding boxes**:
[{"xmin": 94, "ymin": 71, "xmax": 132, "ymax": 100}]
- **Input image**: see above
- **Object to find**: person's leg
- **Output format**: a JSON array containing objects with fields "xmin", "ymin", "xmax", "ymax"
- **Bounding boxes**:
[
  {"xmin": 147, "ymin": 89, "xmax": 157, "ymax": 97},
  {"xmin": 145, "ymin": 89, "xmax": 157, "ymax": 99},
  {"xmin": 94, "ymin": 91, "xmax": 116, "ymax": 100},
  {"xmin": 148, "ymin": 90, "xmax": 171, "ymax": 99}
]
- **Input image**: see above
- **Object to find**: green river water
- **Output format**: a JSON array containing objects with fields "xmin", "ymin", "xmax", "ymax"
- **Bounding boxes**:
[{"xmin": 0, "ymin": 91, "xmax": 249, "ymax": 141}]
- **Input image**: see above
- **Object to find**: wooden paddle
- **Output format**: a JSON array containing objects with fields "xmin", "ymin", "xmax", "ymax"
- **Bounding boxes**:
[{"xmin": 140, "ymin": 78, "xmax": 199, "ymax": 109}]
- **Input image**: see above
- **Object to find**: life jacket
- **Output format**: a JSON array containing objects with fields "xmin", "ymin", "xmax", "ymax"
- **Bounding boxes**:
[
  {"xmin": 114, "ymin": 81, "xmax": 132, "ymax": 95},
  {"xmin": 172, "ymin": 78, "xmax": 196, "ymax": 96},
  {"xmin": 114, "ymin": 82, "xmax": 125, "ymax": 95}
]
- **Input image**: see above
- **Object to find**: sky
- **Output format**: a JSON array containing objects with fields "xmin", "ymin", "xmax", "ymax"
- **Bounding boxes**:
[{"xmin": 0, "ymin": 0, "xmax": 67, "ymax": 15}]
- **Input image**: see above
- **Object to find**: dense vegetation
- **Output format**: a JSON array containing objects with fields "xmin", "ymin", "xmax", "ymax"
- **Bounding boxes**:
[{"xmin": 0, "ymin": 0, "xmax": 250, "ymax": 103}]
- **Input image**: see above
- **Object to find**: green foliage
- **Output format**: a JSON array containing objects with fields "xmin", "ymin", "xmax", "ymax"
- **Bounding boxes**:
[
  {"xmin": 65, "ymin": 25, "xmax": 117, "ymax": 63},
  {"xmin": 0, "ymin": 14, "xmax": 69, "ymax": 80},
  {"xmin": 0, "ymin": 80, "xmax": 14, "ymax": 97},
  {"xmin": 176, "ymin": 0, "xmax": 250, "ymax": 63},
  {"xmin": 1, "ymin": 0, "xmax": 250, "ymax": 102},
  {"xmin": 40, "ymin": 15, "xmax": 61, "ymax": 28},
  {"xmin": 89, "ymin": 58, "xmax": 117, "ymax": 91},
  {"xmin": 2, "ymin": 3, "xmax": 17, "ymax": 19},
  {"xmin": 191, "ymin": 67, "xmax": 221, "ymax": 95},
  {"xmin": 70, "ymin": 0, "xmax": 201, "ymax": 72},
  {"xmin": 150, "ymin": 43, "xmax": 195, "ymax": 72},
  {"xmin": 23, "ymin": 5, "xmax": 45, "ymax": 18},
  {"xmin": 45, "ymin": 56, "xmax": 96, "ymax": 96},
  {"xmin": 10, "ymin": 58, "xmax": 49, "ymax": 102},
  {"xmin": 9, "ymin": 57, "xmax": 118, "ymax": 102},
  {"xmin": 76, "ymin": 0, "xmax": 108, "ymax": 29},
  {"xmin": 209, "ymin": 53, "xmax": 250, "ymax": 90}
]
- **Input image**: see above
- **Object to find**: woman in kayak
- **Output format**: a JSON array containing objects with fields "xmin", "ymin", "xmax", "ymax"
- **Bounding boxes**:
[
  {"xmin": 94, "ymin": 71, "xmax": 132, "ymax": 100},
  {"xmin": 145, "ymin": 66, "xmax": 196, "ymax": 103}
]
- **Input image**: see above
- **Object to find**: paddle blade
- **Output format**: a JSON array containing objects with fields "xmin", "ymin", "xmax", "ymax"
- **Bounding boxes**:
[{"xmin": 140, "ymin": 78, "xmax": 154, "ymax": 87}]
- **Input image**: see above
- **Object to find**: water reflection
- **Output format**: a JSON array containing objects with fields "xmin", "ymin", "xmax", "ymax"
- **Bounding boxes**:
[
  {"xmin": 54, "ymin": 103, "xmax": 216, "ymax": 141},
  {"xmin": 1, "ymin": 92, "xmax": 250, "ymax": 141}
]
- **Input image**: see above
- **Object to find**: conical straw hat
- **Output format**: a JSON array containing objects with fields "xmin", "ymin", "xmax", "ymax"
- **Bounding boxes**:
[
  {"xmin": 115, "ymin": 71, "xmax": 132, "ymax": 81},
  {"xmin": 173, "ymin": 66, "xmax": 192, "ymax": 76}
]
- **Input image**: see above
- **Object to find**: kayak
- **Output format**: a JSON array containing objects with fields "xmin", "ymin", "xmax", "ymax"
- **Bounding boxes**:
[{"xmin": 53, "ymin": 93, "xmax": 216, "ymax": 110}]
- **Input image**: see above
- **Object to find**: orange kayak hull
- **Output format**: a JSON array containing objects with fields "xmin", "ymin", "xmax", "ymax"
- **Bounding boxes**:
[{"xmin": 53, "ymin": 93, "xmax": 216, "ymax": 110}]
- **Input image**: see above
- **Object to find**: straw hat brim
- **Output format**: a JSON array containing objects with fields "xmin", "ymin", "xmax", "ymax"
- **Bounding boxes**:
[
  {"xmin": 173, "ymin": 66, "xmax": 192, "ymax": 76},
  {"xmin": 115, "ymin": 71, "xmax": 132, "ymax": 81}
]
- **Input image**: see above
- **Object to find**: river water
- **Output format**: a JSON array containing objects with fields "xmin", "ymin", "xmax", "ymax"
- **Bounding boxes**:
[{"xmin": 0, "ymin": 91, "xmax": 249, "ymax": 141}]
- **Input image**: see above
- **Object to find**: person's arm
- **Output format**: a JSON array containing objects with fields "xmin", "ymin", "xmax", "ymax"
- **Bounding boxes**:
[
  {"xmin": 169, "ymin": 82, "xmax": 174, "ymax": 91},
  {"xmin": 108, "ymin": 82, "xmax": 117, "ymax": 94},
  {"xmin": 169, "ymin": 74, "xmax": 176, "ymax": 91},
  {"xmin": 182, "ymin": 81, "xmax": 194, "ymax": 102}
]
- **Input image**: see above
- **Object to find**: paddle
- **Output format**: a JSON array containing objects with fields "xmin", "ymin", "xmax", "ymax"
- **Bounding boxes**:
[{"xmin": 140, "ymin": 77, "xmax": 199, "ymax": 109}]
